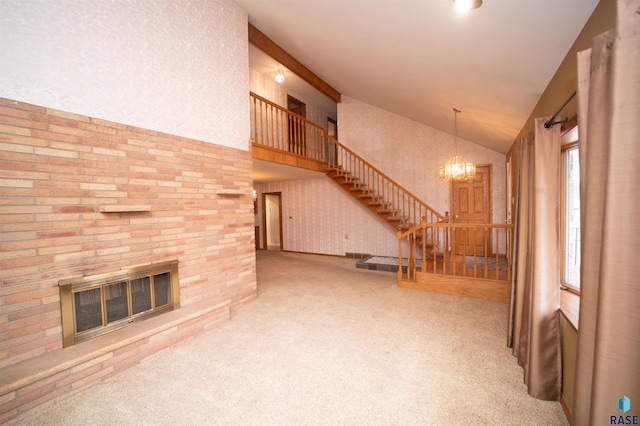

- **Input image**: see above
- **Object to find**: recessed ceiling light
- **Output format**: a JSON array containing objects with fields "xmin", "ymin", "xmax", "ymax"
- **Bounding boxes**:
[{"xmin": 453, "ymin": 0, "xmax": 482, "ymax": 13}]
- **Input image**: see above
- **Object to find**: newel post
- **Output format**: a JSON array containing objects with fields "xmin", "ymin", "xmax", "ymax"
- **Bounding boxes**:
[
  {"xmin": 397, "ymin": 229, "xmax": 403, "ymax": 282},
  {"xmin": 444, "ymin": 211, "xmax": 451, "ymax": 255}
]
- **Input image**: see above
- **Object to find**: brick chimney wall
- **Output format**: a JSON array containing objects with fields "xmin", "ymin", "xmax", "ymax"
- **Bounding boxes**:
[{"xmin": 0, "ymin": 98, "xmax": 257, "ymax": 370}]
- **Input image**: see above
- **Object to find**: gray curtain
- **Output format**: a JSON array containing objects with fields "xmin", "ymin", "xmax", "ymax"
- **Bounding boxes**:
[
  {"xmin": 573, "ymin": 1, "xmax": 640, "ymax": 423},
  {"xmin": 508, "ymin": 117, "xmax": 561, "ymax": 401}
]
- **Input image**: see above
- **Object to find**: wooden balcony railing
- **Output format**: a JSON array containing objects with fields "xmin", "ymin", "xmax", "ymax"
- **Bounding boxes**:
[
  {"xmin": 250, "ymin": 92, "xmax": 327, "ymax": 162},
  {"xmin": 398, "ymin": 220, "xmax": 514, "ymax": 283},
  {"xmin": 249, "ymin": 92, "xmax": 445, "ymax": 228}
]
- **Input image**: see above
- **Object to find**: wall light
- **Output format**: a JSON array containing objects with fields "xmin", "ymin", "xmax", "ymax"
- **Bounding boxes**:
[{"xmin": 275, "ymin": 68, "xmax": 285, "ymax": 83}]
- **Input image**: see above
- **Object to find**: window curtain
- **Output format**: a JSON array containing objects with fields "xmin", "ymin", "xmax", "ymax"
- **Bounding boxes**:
[
  {"xmin": 573, "ymin": 1, "xmax": 640, "ymax": 424},
  {"xmin": 508, "ymin": 117, "xmax": 561, "ymax": 401}
]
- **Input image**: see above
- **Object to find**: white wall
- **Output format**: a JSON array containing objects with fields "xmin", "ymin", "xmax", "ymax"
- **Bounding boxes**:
[
  {"xmin": 0, "ymin": 0, "xmax": 249, "ymax": 150},
  {"xmin": 338, "ymin": 97, "xmax": 507, "ymax": 223},
  {"xmin": 257, "ymin": 177, "xmax": 399, "ymax": 257}
]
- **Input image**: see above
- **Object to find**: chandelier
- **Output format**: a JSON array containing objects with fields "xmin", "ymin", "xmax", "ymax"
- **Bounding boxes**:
[{"xmin": 439, "ymin": 108, "xmax": 476, "ymax": 181}]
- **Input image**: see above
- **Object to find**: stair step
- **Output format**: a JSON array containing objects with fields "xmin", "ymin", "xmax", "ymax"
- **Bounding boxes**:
[
  {"xmin": 387, "ymin": 215, "xmax": 407, "ymax": 223},
  {"xmin": 359, "ymin": 192, "xmax": 374, "ymax": 199}
]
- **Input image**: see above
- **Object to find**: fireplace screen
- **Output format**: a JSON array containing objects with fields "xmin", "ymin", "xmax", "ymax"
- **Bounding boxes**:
[{"xmin": 59, "ymin": 261, "xmax": 179, "ymax": 347}]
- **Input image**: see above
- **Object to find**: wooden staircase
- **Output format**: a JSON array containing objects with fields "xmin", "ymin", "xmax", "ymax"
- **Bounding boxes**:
[
  {"xmin": 323, "ymin": 137, "xmax": 446, "ymax": 234},
  {"xmin": 250, "ymin": 90, "xmax": 446, "ymax": 235},
  {"xmin": 326, "ymin": 164, "xmax": 449, "ymax": 261},
  {"xmin": 249, "ymin": 92, "xmax": 514, "ymax": 301},
  {"xmin": 327, "ymin": 165, "xmax": 410, "ymax": 230}
]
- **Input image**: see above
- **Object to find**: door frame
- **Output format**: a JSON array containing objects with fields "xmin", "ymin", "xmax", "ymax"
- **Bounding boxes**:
[
  {"xmin": 450, "ymin": 164, "xmax": 492, "ymax": 255},
  {"xmin": 262, "ymin": 192, "xmax": 283, "ymax": 251}
]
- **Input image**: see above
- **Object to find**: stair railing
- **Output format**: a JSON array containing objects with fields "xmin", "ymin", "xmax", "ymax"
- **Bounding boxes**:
[
  {"xmin": 250, "ymin": 91, "xmax": 445, "ymax": 227},
  {"xmin": 250, "ymin": 92, "xmax": 327, "ymax": 162},
  {"xmin": 398, "ymin": 219, "xmax": 514, "ymax": 283},
  {"xmin": 327, "ymin": 137, "xmax": 445, "ymax": 227}
]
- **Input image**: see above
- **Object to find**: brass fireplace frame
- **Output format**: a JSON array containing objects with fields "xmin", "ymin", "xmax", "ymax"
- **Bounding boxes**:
[{"xmin": 59, "ymin": 260, "xmax": 180, "ymax": 347}]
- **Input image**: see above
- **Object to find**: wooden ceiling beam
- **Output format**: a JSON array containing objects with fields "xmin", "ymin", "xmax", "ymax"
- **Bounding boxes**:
[{"xmin": 248, "ymin": 23, "xmax": 341, "ymax": 103}]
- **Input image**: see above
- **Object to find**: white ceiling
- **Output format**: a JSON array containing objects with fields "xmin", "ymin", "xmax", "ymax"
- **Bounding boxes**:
[{"xmin": 236, "ymin": 0, "xmax": 598, "ymax": 156}]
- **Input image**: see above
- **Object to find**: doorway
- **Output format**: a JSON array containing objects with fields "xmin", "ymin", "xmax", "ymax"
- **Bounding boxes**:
[
  {"xmin": 287, "ymin": 95, "xmax": 306, "ymax": 155},
  {"xmin": 451, "ymin": 164, "xmax": 492, "ymax": 256},
  {"xmin": 263, "ymin": 192, "xmax": 283, "ymax": 251}
]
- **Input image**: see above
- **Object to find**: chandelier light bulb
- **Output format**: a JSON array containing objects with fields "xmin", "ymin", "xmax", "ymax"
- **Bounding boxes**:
[
  {"xmin": 439, "ymin": 108, "xmax": 476, "ymax": 181},
  {"xmin": 455, "ymin": 0, "xmax": 472, "ymax": 13}
]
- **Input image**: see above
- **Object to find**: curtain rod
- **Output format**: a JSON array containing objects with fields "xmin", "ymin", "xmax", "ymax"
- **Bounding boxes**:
[{"xmin": 544, "ymin": 91, "xmax": 577, "ymax": 128}]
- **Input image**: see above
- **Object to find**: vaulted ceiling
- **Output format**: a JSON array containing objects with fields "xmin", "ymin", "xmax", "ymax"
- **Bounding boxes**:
[{"xmin": 235, "ymin": 0, "xmax": 598, "ymax": 155}]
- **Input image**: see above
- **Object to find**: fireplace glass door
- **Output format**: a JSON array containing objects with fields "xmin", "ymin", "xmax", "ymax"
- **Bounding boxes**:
[
  {"xmin": 60, "ymin": 261, "xmax": 179, "ymax": 347},
  {"xmin": 131, "ymin": 277, "xmax": 152, "ymax": 315}
]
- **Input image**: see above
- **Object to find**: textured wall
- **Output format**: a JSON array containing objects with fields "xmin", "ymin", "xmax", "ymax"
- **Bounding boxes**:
[
  {"xmin": 338, "ymin": 97, "xmax": 507, "ymax": 224},
  {"xmin": 257, "ymin": 178, "xmax": 399, "ymax": 257},
  {"xmin": 0, "ymin": 99, "xmax": 256, "ymax": 371},
  {"xmin": 0, "ymin": 0, "xmax": 249, "ymax": 150}
]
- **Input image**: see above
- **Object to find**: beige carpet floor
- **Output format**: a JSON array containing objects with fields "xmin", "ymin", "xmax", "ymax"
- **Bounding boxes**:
[{"xmin": 16, "ymin": 251, "xmax": 567, "ymax": 425}]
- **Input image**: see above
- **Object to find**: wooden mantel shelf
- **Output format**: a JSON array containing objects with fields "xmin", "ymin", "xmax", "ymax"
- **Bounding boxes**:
[
  {"xmin": 216, "ymin": 189, "xmax": 248, "ymax": 197},
  {"xmin": 99, "ymin": 205, "xmax": 151, "ymax": 213}
]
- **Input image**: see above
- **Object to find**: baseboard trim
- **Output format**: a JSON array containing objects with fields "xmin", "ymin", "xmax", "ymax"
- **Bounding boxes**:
[{"xmin": 281, "ymin": 249, "xmax": 346, "ymax": 258}]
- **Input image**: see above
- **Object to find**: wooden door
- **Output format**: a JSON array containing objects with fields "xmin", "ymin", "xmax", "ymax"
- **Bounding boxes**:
[
  {"xmin": 287, "ymin": 96, "xmax": 306, "ymax": 155},
  {"xmin": 452, "ymin": 165, "xmax": 491, "ymax": 256}
]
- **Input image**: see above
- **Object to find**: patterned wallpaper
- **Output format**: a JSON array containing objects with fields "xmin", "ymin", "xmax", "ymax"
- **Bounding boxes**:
[
  {"xmin": 338, "ymin": 97, "xmax": 507, "ymax": 224},
  {"xmin": 256, "ymin": 178, "xmax": 400, "ymax": 257},
  {"xmin": 0, "ymin": 0, "xmax": 249, "ymax": 150}
]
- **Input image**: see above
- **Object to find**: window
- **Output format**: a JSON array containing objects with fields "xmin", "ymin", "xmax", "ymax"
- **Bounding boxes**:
[{"xmin": 561, "ymin": 125, "xmax": 580, "ymax": 291}]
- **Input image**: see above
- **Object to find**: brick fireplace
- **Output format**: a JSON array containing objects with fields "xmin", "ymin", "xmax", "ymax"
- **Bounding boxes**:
[
  {"xmin": 58, "ymin": 260, "xmax": 181, "ymax": 348},
  {"xmin": 0, "ymin": 99, "xmax": 258, "ymax": 422}
]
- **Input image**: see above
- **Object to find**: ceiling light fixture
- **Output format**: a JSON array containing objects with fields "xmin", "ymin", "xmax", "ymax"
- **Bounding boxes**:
[
  {"xmin": 439, "ymin": 108, "xmax": 476, "ymax": 181},
  {"xmin": 453, "ymin": 0, "xmax": 482, "ymax": 13},
  {"xmin": 275, "ymin": 68, "xmax": 285, "ymax": 83}
]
